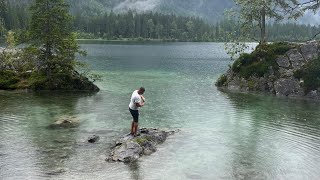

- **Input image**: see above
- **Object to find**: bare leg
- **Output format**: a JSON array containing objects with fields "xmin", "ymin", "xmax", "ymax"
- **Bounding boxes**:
[
  {"xmin": 131, "ymin": 121, "xmax": 134, "ymax": 135},
  {"xmin": 134, "ymin": 122, "xmax": 139, "ymax": 136}
]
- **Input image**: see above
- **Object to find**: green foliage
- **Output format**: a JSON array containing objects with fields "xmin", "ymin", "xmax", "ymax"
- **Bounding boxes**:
[
  {"xmin": 74, "ymin": 11, "xmax": 216, "ymax": 42},
  {"xmin": 29, "ymin": 0, "xmax": 89, "ymax": 89},
  {"xmin": 29, "ymin": 0, "xmax": 77, "ymax": 77},
  {"xmin": 1, "ymin": 1, "xmax": 320, "ymax": 42},
  {"xmin": 0, "ymin": 48, "xmax": 28, "ymax": 72},
  {"xmin": 215, "ymin": 74, "xmax": 227, "ymax": 87},
  {"xmin": 294, "ymin": 57, "xmax": 320, "ymax": 92},
  {"xmin": 231, "ymin": 42, "xmax": 293, "ymax": 79},
  {"xmin": 232, "ymin": 0, "xmax": 299, "ymax": 43},
  {"xmin": 27, "ymin": 70, "xmax": 97, "ymax": 91},
  {"xmin": 247, "ymin": 80, "xmax": 256, "ymax": 90},
  {"xmin": 29, "ymin": 71, "xmax": 47, "ymax": 90},
  {"xmin": 6, "ymin": 31, "xmax": 15, "ymax": 48},
  {"xmin": 239, "ymin": 61, "xmax": 269, "ymax": 78},
  {"xmin": 0, "ymin": 70, "xmax": 19, "ymax": 89},
  {"xmin": 256, "ymin": 42, "xmax": 292, "ymax": 56},
  {"xmin": 134, "ymin": 136, "xmax": 153, "ymax": 146},
  {"xmin": 0, "ymin": 0, "xmax": 98, "ymax": 91}
]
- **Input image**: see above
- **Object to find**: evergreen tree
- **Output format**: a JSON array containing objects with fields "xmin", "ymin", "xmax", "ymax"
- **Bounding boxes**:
[
  {"xmin": 29, "ymin": 0, "xmax": 81, "ymax": 78},
  {"xmin": 0, "ymin": 0, "xmax": 7, "ymax": 37}
]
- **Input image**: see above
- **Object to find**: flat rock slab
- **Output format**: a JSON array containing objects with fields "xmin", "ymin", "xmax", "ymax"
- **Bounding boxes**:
[{"xmin": 107, "ymin": 128, "xmax": 178, "ymax": 163}]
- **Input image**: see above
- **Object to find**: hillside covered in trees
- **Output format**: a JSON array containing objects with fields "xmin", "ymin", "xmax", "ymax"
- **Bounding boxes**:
[{"xmin": 0, "ymin": 0, "xmax": 320, "ymax": 42}]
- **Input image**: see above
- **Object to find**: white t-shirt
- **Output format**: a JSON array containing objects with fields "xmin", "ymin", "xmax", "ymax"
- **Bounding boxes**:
[{"xmin": 129, "ymin": 90, "xmax": 142, "ymax": 110}]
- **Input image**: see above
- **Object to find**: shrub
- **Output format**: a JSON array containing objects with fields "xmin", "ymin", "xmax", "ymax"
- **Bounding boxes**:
[
  {"xmin": 232, "ymin": 53, "xmax": 256, "ymax": 73},
  {"xmin": 29, "ymin": 72, "xmax": 48, "ymax": 90},
  {"xmin": 231, "ymin": 58, "xmax": 242, "ymax": 73},
  {"xmin": 247, "ymin": 80, "xmax": 256, "ymax": 90},
  {"xmin": 216, "ymin": 74, "xmax": 227, "ymax": 86},
  {"xmin": 0, "ymin": 70, "xmax": 19, "ymax": 89},
  {"xmin": 294, "ymin": 57, "xmax": 320, "ymax": 92},
  {"xmin": 239, "ymin": 61, "xmax": 269, "ymax": 78}
]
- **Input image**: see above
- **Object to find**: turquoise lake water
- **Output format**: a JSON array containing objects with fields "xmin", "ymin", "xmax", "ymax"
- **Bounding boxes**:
[{"xmin": 1, "ymin": 42, "xmax": 320, "ymax": 180}]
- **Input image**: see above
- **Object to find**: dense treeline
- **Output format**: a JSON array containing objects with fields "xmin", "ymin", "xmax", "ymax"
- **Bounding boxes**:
[
  {"xmin": 0, "ymin": 0, "xmax": 319, "ymax": 42},
  {"xmin": 74, "ymin": 11, "xmax": 216, "ymax": 41},
  {"xmin": 0, "ymin": 0, "xmax": 29, "ymax": 37},
  {"xmin": 267, "ymin": 23, "xmax": 320, "ymax": 41}
]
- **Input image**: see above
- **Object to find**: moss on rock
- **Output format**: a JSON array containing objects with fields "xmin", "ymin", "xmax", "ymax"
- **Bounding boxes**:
[
  {"xmin": 294, "ymin": 57, "xmax": 320, "ymax": 92},
  {"xmin": 231, "ymin": 42, "xmax": 294, "ymax": 79},
  {"xmin": 215, "ymin": 74, "xmax": 227, "ymax": 86},
  {"xmin": 0, "ymin": 69, "xmax": 99, "ymax": 91}
]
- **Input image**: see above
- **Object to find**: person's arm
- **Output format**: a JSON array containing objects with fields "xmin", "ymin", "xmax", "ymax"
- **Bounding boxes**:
[
  {"xmin": 134, "ymin": 96, "xmax": 144, "ymax": 107},
  {"xmin": 140, "ymin": 95, "xmax": 145, "ymax": 102},
  {"xmin": 135, "ymin": 102, "xmax": 144, "ymax": 107}
]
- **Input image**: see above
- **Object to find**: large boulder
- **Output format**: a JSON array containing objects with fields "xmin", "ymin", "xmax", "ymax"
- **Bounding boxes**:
[
  {"xmin": 286, "ymin": 49, "xmax": 307, "ymax": 70},
  {"xmin": 273, "ymin": 78, "xmax": 304, "ymax": 96},
  {"xmin": 276, "ymin": 56, "xmax": 290, "ymax": 68},
  {"xmin": 300, "ymin": 42, "xmax": 318, "ymax": 61},
  {"xmin": 107, "ymin": 128, "xmax": 177, "ymax": 163}
]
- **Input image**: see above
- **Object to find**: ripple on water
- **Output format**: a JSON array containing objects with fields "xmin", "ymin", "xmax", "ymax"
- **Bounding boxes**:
[
  {"xmin": 2, "ymin": 43, "xmax": 320, "ymax": 179},
  {"xmin": 0, "ymin": 114, "xmax": 27, "ymax": 132}
]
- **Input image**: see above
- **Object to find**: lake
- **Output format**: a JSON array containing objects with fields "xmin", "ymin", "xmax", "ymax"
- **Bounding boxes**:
[{"xmin": 1, "ymin": 42, "xmax": 320, "ymax": 180}]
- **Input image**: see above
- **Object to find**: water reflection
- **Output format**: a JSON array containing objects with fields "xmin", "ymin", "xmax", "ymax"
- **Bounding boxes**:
[
  {"xmin": 0, "ymin": 91, "xmax": 97, "ymax": 178},
  {"xmin": 128, "ymin": 162, "xmax": 141, "ymax": 180},
  {"xmin": 223, "ymin": 91, "xmax": 320, "ymax": 179}
]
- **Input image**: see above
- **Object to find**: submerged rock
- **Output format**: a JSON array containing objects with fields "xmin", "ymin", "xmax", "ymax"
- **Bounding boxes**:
[
  {"xmin": 48, "ymin": 116, "xmax": 79, "ymax": 129},
  {"xmin": 88, "ymin": 135, "xmax": 100, "ymax": 143},
  {"xmin": 107, "ymin": 128, "xmax": 178, "ymax": 163}
]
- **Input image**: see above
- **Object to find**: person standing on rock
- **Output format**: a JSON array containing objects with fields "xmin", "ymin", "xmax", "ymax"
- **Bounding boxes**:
[{"xmin": 129, "ymin": 87, "xmax": 145, "ymax": 136}]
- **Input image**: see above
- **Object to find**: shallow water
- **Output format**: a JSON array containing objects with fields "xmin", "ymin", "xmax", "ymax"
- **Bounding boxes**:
[{"xmin": 1, "ymin": 42, "xmax": 320, "ymax": 180}]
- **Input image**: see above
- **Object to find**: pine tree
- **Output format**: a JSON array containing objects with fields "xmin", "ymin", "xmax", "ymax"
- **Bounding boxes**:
[
  {"xmin": 0, "ymin": 0, "xmax": 7, "ymax": 37},
  {"xmin": 29, "ymin": 0, "xmax": 81, "ymax": 78}
]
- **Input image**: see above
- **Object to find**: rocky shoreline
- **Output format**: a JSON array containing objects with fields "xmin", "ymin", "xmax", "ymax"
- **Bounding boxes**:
[{"xmin": 216, "ymin": 41, "xmax": 320, "ymax": 100}]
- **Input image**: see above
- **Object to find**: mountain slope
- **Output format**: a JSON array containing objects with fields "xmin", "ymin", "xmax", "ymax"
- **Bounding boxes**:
[{"xmin": 66, "ymin": 0, "xmax": 234, "ymax": 23}]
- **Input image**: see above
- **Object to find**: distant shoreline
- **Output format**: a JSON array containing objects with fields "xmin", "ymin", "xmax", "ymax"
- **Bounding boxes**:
[{"xmin": 76, "ymin": 38, "xmax": 177, "ymax": 43}]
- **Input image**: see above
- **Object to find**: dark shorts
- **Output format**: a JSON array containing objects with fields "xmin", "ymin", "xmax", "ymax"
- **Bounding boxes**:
[{"xmin": 129, "ymin": 108, "xmax": 139, "ymax": 122}]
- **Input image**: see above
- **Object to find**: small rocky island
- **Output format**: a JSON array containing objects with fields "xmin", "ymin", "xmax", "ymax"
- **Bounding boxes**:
[
  {"xmin": 216, "ymin": 41, "xmax": 320, "ymax": 99},
  {"xmin": 0, "ymin": 47, "xmax": 99, "ymax": 91},
  {"xmin": 107, "ymin": 128, "xmax": 177, "ymax": 163}
]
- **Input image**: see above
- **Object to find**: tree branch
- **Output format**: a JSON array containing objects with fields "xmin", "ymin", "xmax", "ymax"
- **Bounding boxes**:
[{"xmin": 309, "ymin": 31, "xmax": 320, "ymax": 41}]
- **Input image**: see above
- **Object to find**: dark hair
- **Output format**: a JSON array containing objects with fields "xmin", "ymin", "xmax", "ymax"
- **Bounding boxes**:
[{"xmin": 139, "ymin": 87, "xmax": 145, "ymax": 91}]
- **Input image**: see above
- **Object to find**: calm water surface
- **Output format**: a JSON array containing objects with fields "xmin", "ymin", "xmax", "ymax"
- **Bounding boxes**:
[{"xmin": 1, "ymin": 42, "xmax": 320, "ymax": 180}]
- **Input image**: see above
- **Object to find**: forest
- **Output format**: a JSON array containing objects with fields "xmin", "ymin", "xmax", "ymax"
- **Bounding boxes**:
[{"xmin": 0, "ymin": 0, "xmax": 320, "ymax": 42}]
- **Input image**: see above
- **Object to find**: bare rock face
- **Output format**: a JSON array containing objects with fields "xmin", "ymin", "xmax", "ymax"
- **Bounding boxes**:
[
  {"xmin": 274, "ymin": 78, "xmax": 304, "ymax": 96},
  {"xmin": 300, "ymin": 42, "xmax": 319, "ymax": 61},
  {"xmin": 217, "ymin": 41, "xmax": 320, "ymax": 99},
  {"xmin": 278, "ymin": 67, "xmax": 294, "ymax": 78},
  {"xmin": 110, "ymin": 141, "xmax": 143, "ymax": 162},
  {"xmin": 276, "ymin": 56, "xmax": 290, "ymax": 68},
  {"xmin": 107, "ymin": 128, "xmax": 178, "ymax": 163},
  {"xmin": 286, "ymin": 49, "xmax": 307, "ymax": 70}
]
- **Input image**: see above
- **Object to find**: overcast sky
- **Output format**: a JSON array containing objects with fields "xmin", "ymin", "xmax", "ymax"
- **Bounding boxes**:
[{"xmin": 299, "ymin": 11, "xmax": 320, "ymax": 25}]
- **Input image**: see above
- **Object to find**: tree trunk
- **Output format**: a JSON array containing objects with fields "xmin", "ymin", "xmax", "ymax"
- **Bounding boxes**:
[
  {"xmin": 45, "ymin": 0, "xmax": 52, "ymax": 78},
  {"xmin": 260, "ymin": 6, "xmax": 266, "ymax": 44}
]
